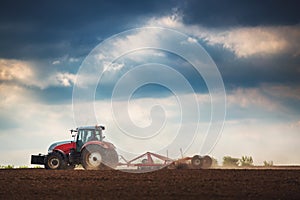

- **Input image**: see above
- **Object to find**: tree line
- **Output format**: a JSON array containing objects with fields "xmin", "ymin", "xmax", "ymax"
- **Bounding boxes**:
[{"xmin": 211, "ymin": 156, "xmax": 274, "ymax": 167}]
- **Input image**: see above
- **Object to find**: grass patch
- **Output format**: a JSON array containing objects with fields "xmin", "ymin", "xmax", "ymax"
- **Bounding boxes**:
[
  {"xmin": 0, "ymin": 165, "xmax": 14, "ymax": 169},
  {"xmin": 18, "ymin": 165, "xmax": 29, "ymax": 169}
]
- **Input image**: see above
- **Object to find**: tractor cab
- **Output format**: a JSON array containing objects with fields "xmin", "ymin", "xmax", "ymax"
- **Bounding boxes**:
[{"xmin": 72, "ymin": 125, "xmax": 105, "ymax": 152}]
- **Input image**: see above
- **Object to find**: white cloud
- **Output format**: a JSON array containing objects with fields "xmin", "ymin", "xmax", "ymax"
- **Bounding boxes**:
[
  {"xmin": 187, "ymin": 37, "xmax": 198, "ymax": 43},
  {"xmin": 0, "ymin": 59, "xmax": 33, "ymax": 81},
  {"xmin": 69, "ymin": 57, "xmax": 79, "ymax": 62},
  {"xmin": 103, "ymin": 62, "xmax": 124, "ymax": 72},
  {"xmin": 147, "ymin": 11, "xmax": 183, "ymax": 28},
  {"xmin": 202, "ymin": 26, "xmax": 300, "ymax": 58},
  {"xmin": 54, "ymin": 72, "xmax": 76, "ymax": 87},
  {"xmin": 0, "ymin": 59, "xmax": 76, "ymax": 89},
  {"xmin": 225, "ymin": 85, "xmax": 300, "ymax": 121},
  {"xmin": 0, "ymin": 84, "xmax": 33, "ymax": 109},
  {"xmin": 227, "ymin": 87, "xmax": 281, "ymax": 111},
  {"xmin": 52, "ymin": 60, "xmax": 60, "ymax": 65},
  {"xmin": 147, "ymin": 13, "xmax": 300, "ymax": 58},
  {"xmin": 262, "ymin": 84, "xmax": 300, "ymax": 100},
  {"xmin": 52, "ymin": 55, "xmax": 80, "ymax": 64}
]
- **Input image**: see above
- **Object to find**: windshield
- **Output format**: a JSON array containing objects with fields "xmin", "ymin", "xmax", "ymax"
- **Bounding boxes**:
[{"xmin": 76, "ymin": 129, "xmax": 103, "ymax": 150}]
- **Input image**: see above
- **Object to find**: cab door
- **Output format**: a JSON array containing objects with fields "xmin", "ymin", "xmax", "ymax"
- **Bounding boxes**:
[{"xmin": 76, "ymin": 129, "xmax": 86, "ymax": 152}]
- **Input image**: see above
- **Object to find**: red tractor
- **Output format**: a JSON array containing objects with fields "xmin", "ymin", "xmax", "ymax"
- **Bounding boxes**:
[{"xmin": 31, "ymin": 125, "xmax": 118, "ymax": 170}]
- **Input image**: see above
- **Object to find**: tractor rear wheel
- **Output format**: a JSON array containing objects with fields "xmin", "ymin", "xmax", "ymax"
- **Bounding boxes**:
[
  {"xmin": 81, "ymin": 145, "xmax": 106, "ymax": 170},
  {"xmin": 81, "ymin": 145, "xmax": 119, "ymax": 170},
  {"xmin": 45, "ymin": 152, "xmax": 67, "ymax": 170},
  {"xmin": 102, "ymin": 149, "xmax": 119, "ymax": 169}
]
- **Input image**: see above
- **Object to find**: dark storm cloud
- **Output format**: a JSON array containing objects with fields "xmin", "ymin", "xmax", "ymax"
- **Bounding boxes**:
[
  {"xmin": 1, "ymin": 0, "xmax": 299, "ymax": 60},
  {"xmin": 0, "ymin": 0, "xmax": 178, "ymax": 59},
  {"xmin": 181, "ymin": 0, "xmax": 300, "ymax": 27},
  {"xmin": 201, "ymin": 42, "xmax": 300, "ymax": 89}
]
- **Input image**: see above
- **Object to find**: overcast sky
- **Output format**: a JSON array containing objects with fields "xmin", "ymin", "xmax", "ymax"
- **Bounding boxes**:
[{"xmin": 0, "ymin": 0, "xmax": 300, "ymax": 166}]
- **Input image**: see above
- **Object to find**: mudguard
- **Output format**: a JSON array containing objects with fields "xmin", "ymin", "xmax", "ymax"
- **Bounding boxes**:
[{"xmin": 81, "ymin": 140, "xmax": 115, "ymax": 151}]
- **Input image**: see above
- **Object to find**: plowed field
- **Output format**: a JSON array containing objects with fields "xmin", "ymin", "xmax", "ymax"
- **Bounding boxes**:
[{"xmin": 0, "ymin": 168, "xmax": 299, "ymax": 199}]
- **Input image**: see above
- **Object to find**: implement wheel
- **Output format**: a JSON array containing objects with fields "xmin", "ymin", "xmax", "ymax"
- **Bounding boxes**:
[
  {"xmin": 201, "ymin": 155, "xmax": 212, "ymax": 169},
  {"xmin": 191, "ymin": 155, "xmax": 202, "ymax": 169}
]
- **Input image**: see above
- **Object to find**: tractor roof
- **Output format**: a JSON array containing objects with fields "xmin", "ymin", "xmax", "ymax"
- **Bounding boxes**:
[{"xmin": 77, "ymin": 125, "xmax": 105, "ymax": 130}]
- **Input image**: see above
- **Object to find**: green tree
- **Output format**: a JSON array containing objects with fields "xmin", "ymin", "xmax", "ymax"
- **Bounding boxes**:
[
  {"xmin": 223, "ymin": 156, "xmax": 239, "ymax": 167},
  {"xmin": 239, "ymin": 156, "xmax": 254, "ymax": 167},
  {"xmin": 263, "ymin": 160, "xmax": 273, "ymax": 167}
]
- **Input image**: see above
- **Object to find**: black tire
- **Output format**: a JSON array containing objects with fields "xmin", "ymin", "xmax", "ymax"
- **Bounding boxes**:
[
  {"xmin": 81, "ymin": 145, "xmax": 105, "ymax": 170},
  {"xmin": 81, "ymin": 145, "xmax": 119, "ymax": 170},
  {"xmin": 102, "ymin": 149, "xmax": 119, "ymax": 169},
  {"xmin": 45, "ymin": 152, "xmax": 67, "ymax": 170},
  {"xmin": 191, "ymin": 155, "xmax": 202, "ymax": 169},
  {"xmin": 201, "ymin": 155, "xmax": 212, "ymax": 169}
]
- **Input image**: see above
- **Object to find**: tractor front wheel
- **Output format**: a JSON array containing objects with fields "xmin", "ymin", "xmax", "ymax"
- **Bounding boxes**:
[{"xmin": 45, "ymin": 152, "xmax": 66, "ymax": 170}]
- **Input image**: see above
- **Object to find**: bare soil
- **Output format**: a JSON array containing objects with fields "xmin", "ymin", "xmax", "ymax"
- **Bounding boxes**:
[{"xmin": 0, "ymin": 168, "xmax": 300, "ymax": 199}]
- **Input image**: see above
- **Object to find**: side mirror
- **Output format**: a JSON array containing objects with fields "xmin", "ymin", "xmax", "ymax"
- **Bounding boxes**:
[{"xmin": 70, "ymin": 129, "xmax": 78, "ymax": 135}]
